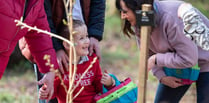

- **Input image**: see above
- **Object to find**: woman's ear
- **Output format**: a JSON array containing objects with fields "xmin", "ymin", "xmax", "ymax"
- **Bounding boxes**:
[{"xmin": 63, "ymin": 42, "xmax": 70, "ymax": 51}]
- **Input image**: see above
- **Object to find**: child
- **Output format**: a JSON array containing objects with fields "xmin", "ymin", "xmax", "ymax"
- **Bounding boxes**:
[
  {"xmin": 39, "ymin": 20, "xmax": 115, "ymax": 103},
  {"xmin": 178, "ymin": 3, "xmax": 209, "ymax": 51}
]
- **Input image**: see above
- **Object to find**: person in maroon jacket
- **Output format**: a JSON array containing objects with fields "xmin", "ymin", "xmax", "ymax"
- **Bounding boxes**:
[
  {"xmin": 39, "ymin": 20, "xmax": 115, "ymax": 103},
  {"xmin": 0, "ymin": 0, "xmax": 59, "ymax": 100}
]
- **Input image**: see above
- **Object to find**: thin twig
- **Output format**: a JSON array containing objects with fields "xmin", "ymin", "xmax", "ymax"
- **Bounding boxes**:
[
  {"xmin": 71, "ymin": 57, "xmax": 97, "ymax": 94},
  {"xmin": 14, "ymin": 19, "xmax": 75, "ymax": 48},
  {"xmin": 73, "ymin": 86, "xmax": 84, "ymax": 100}
]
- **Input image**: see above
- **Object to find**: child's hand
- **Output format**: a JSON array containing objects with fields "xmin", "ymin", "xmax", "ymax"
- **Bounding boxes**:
[
  {"xmin": 39, "ymin": 84, "xmax": 49, "ymax": 100},
  {"xmin": 101, "ymin": 70, "xmax": 115, "ymax": 87}
]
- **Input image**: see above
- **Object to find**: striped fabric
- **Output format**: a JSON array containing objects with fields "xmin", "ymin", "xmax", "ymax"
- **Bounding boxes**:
[
  {"xmin": 178, "ymin": 3, "xmax": 209, "ymax": 51},
  {"xmin": 95, "ymin": 74, "xmax": 137, "ymax": 103},
  {"xmin": 163, "ymin": 64, "xmax": 200, "ymax": 85}
]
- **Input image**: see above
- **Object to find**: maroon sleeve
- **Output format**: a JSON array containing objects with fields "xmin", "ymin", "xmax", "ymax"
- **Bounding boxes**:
[{"xmin": 24, "ymin": 1, "xmax": 59, "ymax": 73}]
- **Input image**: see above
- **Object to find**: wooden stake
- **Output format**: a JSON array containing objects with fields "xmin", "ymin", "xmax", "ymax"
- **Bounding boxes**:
[{"xmin": 137, "ymin": 4, "xmax": 152, "ymax": 103}]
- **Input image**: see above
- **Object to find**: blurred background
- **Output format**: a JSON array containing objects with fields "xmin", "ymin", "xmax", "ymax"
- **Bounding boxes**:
[{"xmin": 0, "ymin": 0, "xmax": 208, "ymax": 103}]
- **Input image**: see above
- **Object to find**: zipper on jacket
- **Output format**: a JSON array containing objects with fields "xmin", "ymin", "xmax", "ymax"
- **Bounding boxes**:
[
  {"xmin": 22, "ymin": 0, "xmax": 39, "ymax": 22},
  {"xmin": 22, "ymin": 0, "xmax": 28, "ymax": 21}
]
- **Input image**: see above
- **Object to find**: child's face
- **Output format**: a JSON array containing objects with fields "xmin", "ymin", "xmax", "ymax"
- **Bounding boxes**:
[{"xmin": 73, "ymin": 25, "xmax": 90, "ymax": 57}]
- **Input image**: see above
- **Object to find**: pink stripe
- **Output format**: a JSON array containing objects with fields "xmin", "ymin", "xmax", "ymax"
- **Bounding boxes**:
[{"xmin": 181, "ymin": 79, "xmax": 195, "ymax": 85}]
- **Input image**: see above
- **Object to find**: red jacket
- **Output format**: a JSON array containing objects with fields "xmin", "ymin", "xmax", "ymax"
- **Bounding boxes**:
[
  {"xmin": 52, "ymin": 54, "xmax": 103, "ymax": 103},
  {"xmin": 0, "ymin": 0, "xmax": 58, "ymax": 78}
]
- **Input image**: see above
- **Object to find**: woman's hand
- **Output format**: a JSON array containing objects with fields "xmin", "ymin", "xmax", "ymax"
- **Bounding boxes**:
[
  {"xmin": 101, "ymin": 70, "xmax": 115, "ymax": 87},
  {"xmin": 89, "ymin": 37, "xmax": 101, "ymax": 61},
  {"xmin": 56, "ymin": 49, "xmax": 69, "ymax": 74},
  {"xmin": 148, "ymin": 54, "xmax": 156, "ymax": 71},
  {"xmin": 38, "ymin": 72, "xmax": 55, "ymax": 101},
  {"xmin": 160, "ymin": 76, "xmax": 183, "ymax": 88}
]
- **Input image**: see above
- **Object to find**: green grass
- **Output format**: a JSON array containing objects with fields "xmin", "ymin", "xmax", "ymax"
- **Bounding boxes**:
[
  {"xmin": 0, "ymin": 90, "xmax": 16, "ymax": 103},
  {"xmin": 187, "ymin": 0, "xmax": 209, "ymax": 17},
  {"xmin": 1, "ymin": 69, "xmax": 37, "ymax": 103},
  {"xmin": 0, "ymin": 89, "xmax": 34, "ymax": 103}
]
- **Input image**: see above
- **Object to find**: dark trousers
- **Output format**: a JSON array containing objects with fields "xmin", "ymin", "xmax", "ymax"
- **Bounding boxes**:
[{"xmin": 154, "ymin": 72, "xmax": 209, "ymax": 103}]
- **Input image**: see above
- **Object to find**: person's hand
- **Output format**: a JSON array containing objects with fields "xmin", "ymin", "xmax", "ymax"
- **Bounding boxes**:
[
  {"xmin": 39, "ymin": 84, "xmax": 48, "ymax": 99},
  {"xmin": 148, "ymin": 54, "xmax": 156, "ymax": 71},
  {"xmin": 89, "ymin": 37, "xmax": 101, "ymax": 60},
  {"xmin": 101, "ymin": 70, "xmax": 115, "ymax": 87},
  {"xmin": 38, "ymin": 72, "xmax": 55, "ymax": 101},
  {"xmin": 160, "ymin": 76, "xmax": 183, "ymax": 88},
  {"xmin": 56, "ymin": 49, "xmax": 69, "ymax": 74}
]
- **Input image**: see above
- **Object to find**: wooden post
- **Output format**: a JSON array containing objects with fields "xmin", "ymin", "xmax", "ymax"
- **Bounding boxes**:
[{"xmin": 137, "ymin": 4, "xmax": 152, "ymax": 103}]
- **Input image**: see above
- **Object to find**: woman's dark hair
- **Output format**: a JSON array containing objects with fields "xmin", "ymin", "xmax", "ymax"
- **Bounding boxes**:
[{"xmin": 116, "ymin": 0, "xmax": 153, "ymax": 37}]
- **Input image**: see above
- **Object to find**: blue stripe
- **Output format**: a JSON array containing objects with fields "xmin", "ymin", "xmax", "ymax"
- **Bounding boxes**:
[{"xmin": 163, "ymin": 67, "xmax": 200, "ymax": 81}]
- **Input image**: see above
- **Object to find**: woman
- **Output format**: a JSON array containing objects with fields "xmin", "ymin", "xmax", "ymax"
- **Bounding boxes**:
[{"xmin": 115, "ymin": 0, "xmax": 209, "ymax": 102}]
